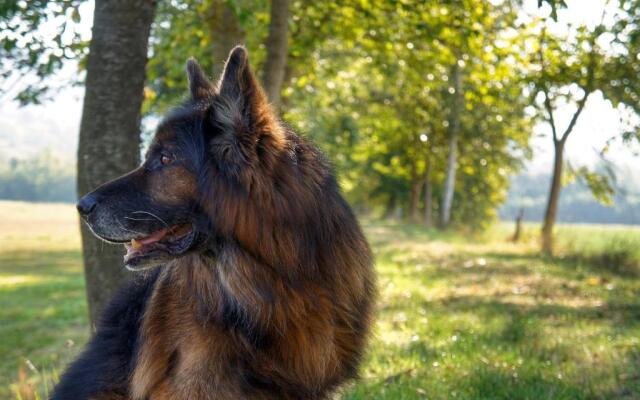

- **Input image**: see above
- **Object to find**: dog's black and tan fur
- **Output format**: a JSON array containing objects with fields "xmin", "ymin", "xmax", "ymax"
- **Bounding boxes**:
[{"xmin": 52, "ymin": 47, "xmax": 375, "ymax": 400}]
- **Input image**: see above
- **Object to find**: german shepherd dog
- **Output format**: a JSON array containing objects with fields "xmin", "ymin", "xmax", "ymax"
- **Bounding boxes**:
[{"xmin": 52, "ymin": 47, "xmax": 375, "ymax": 400}]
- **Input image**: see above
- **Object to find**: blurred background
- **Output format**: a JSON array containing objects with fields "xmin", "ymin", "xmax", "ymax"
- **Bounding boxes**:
[{"xmin": 1, "ymin": 0, "xmax": 639, "ymax": 399}]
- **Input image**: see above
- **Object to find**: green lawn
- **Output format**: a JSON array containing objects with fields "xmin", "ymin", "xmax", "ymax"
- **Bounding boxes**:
[{"xmin": 1, "ymin": 201, "xmax": 639, "ymax": 399}]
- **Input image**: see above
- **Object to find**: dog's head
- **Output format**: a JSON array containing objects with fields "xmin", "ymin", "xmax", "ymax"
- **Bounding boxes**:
[{"xmin": 77, "ymin": 46, "xmax": 285, "ymax": 271}]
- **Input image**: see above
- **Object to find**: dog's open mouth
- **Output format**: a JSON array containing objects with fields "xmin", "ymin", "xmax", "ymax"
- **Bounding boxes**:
[{"xmin": 123, "ymin": 224, "xmax": 195, "ymax": 270}]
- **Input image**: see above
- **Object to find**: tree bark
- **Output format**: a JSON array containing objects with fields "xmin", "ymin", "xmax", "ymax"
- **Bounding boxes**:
[
  {"xmin": 408, "ymin": 177, "xmax": 422, "ymax": 222},
  {"xmin": 439, "ymin": 60, "xmax": 463, "ymax": 228},
  {"xmin": 208, "ymin": 0, "xmax": 245, "ymax": 78},
  {"xmin": 383, "ymin": 193, "xmax": 397, "ymax": 219},
  {"xmin": 511, "ymin": 208, "xmax": 525, "ymax": 243},
  {"xmin": 262, "ymin": 0, "xmax": 290, "ymax": 109},
  {"xmin": 541, "ymin": 140, "xmax": 564, "ymax": 254},
  {"xmin": 423, "ymin": 156, "xmax": 433, "ymax": 227},
  {"xmin": 77, "ymin": 0, "xmax": 155, "ymax": 328},
  {"xmin": 408, "ymin": 159, "xmax": 422, "ymax": 222}
]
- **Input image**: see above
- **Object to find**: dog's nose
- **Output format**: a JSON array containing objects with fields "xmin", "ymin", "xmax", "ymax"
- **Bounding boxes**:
[{"xmin": 77, "ymin": 194, "xmax": 97, "ymax": 216}]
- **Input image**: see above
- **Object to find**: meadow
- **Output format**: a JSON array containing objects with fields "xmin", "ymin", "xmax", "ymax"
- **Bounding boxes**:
[{"xmin": 1, "ymin": 201, "xmax": 639, "ymax": 399}]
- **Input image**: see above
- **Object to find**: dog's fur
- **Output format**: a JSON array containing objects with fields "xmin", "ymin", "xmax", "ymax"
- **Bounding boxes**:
[{"xmin": 52, "ymin": 47, "xmax": 375, "ymax": 400}]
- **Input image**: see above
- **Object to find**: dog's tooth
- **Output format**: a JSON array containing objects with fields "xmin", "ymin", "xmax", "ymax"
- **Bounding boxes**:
[{"xmin": 131, "ymin": 239, "xmax": 142, "ymax": 250}]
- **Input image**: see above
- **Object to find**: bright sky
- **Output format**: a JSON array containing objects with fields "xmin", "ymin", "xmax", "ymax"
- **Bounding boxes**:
[{"xmin": 0, "ymin": 0, "xmax": 637, "ymax": 174}]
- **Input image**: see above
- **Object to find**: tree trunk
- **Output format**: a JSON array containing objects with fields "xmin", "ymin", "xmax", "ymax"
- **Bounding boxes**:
[
  {"xmin": 541, "ymin": 140, "xmax": 565, "ymax": 255},
  {"xmin": 208, "ymin": 0, "xmax": 245, "ymax": 78},
  {"xmin": 439, "ymin": 60, "xmax": 463, "ymax": 228},
  {"xmin": 423, "ymin": 156, "xmax": 433, "ymax": 227},
  {"xmin": 408, "ymin": 178, "xmax": 422, "ymax": 222},
  {"xmin": 77, "ymin": 0, "xmax": 155, "ymax": 328},
  {"xmin": 383, "ymin": 193, "xmax": 397, "ymax": 219},
  {"xmin": 262, "ymin": 0, "xmax": 290, "ymax": 108},
  {"xmin": 511, "ymin": 208, "xmax": 525, "ymax": 243}
]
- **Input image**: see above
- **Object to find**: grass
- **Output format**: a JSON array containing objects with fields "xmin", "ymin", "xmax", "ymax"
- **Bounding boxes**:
[
  {"xmin": 0, "ymin": 201, "xmax": 87, "ymax": 399},
  {"xmin": 1, "ymin": 200, "xmax": 639, "ymax": 399}
]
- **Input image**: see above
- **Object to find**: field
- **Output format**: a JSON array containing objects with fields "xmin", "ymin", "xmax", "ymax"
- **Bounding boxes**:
[{"xmin": 1, "ymin": 201, "xmax": 639, "ymax": 399}]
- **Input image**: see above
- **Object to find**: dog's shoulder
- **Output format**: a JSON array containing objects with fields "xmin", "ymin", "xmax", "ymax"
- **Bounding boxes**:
[{"xmin": 51, "ymin": 268, "xmax": 161, "ymax": 400}]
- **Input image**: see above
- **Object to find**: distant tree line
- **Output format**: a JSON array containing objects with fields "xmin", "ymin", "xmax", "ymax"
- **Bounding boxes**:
[
  {"xmin": 0, "ymin": 151, "xmax": 75, "ymax": 203},
  {"xmin": 4, "ymin": 150, "xmax": 638, "ymax": 227},
  {"xmin": 501, "ymin": 170, "xmax": 640, "ymax": 226}
]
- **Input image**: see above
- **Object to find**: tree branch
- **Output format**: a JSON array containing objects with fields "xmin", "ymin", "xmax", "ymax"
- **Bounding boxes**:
[
  {"xmin": 559, "ymin": 89, "xmax": 589, "ymax": 144},
  {"xmin": 543, "ymin": 88, "xmax": 559, "ymax": 143},
  {"xmin": 537, "ymin": 26, "xmax": 559, "ymax": 143},
  {"xmin": 559, "ymin": 30, "xmax": 598, "ymax": 144}
]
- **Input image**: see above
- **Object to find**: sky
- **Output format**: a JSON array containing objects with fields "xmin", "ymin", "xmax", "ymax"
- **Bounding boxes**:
[{"xmin": 0, "ymin": 0, "xmax": 637, "ymax": 175}]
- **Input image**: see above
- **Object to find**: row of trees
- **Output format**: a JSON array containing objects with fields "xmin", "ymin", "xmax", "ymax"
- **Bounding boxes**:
[
  {"xmin": 502, "ymin": 169, "xmax": 640, "ymax": 225},
  {"xmin": 143, "ymin": 0, "xmax": 640, "ymax": 248},
  {"xmin": 0, "ymin": 151, "xmax": 75, "ymax": 203},
  {"xmin": 1, "ymin": 0, "xmax": 639, "ymax": 321}
]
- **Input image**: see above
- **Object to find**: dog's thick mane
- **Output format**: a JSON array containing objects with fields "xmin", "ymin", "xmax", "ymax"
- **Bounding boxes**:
[
  {"xmin": 130, "ymin": 48, "xmax": 375, "ymax": 399},
  {"xmin": 52, "ymin": 47, "xmax": 374, "ymax": 400}
]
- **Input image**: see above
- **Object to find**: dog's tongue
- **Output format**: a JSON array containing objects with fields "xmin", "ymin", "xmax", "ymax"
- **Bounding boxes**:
[{"xmin": 131, "ymin": 228, "xmax": 169, "ymax": 249}]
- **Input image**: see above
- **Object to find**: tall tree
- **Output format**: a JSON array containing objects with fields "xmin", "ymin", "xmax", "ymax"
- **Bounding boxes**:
[
  {"xmin": 262, "ymin": 0, "xmax": 290, "ymax": 108},
  {"xmin": 536, "ymin": 27, "xmax": 595, "ymax": 254},
  {"xmin": 77, "ymin": 0, "xmax": 155, "ymax": 326},
  {"xmin": 439, "ymin": 59, "xmax": 463, "ymax": 228},
  {"xmin": 532, "ymin": 1, "xmax": 640, "ymax": 254}
]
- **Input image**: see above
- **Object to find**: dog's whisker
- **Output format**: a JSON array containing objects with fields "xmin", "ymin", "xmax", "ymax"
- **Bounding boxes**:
[
  {"xmin": 124, "ymin": 216, "xmax": 155, "ymax": 222},
  {"xmin": 117, "ymin": 219, "xmax": 147, "ymax": 236},
  {"xmin": 130, "ymin": 211, "xmax": 169, "ymax": 227}
]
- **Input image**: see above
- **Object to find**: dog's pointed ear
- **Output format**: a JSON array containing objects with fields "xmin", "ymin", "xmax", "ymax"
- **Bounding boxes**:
[
  {"xmin": 217, "ymin": 46, "xmax": 255, "ymax": 102},
  {"xmin": 186, "ymin": 58, "xmax": 214, "ymax": 100},
  {"xmin": 215, "ymin": 46, "xmax": 273, "ymax": 130},
  {"xmin": 209, "ymin": 47, "xmax": 284, "ymax": 176}
]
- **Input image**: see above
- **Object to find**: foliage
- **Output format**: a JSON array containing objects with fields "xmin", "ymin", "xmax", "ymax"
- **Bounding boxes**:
[
  {"xmin": 281, "ymin": 0, "xmax": 533, "ymax": 228},
  {"xmin": 567, "ymin": 165, "xmax": 616, "ymax": 205},
  {"xmin": 144, "ymin": 0, "xmax": 269, "ymax": 114},
  {"xmin": 146, "ymin": 0, "xmax": 535, "ymax": 229},
  {"xmin": 0, "ymin": 0, "xmax": 88, "ymax": 104}
]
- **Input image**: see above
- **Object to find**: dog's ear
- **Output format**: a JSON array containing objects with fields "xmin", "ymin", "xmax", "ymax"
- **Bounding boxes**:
[
  {"xmin": 214, "ymin": 46, "xmax": 274, "ymax": 135},
  {"xmin": 209, "ymin": 47, "xmax": 283, "ymax": 178},
  {"xmin": 217, "ymin": 46, "xmax": 258, "ymax": 105},
  {"xmin": 186, "ymin": 58, "xmax": 214, "ymax": 100}
]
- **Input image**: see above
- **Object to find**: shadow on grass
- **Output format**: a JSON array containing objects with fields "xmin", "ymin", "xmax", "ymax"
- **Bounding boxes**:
[
  {"xmin": 463, "ymin": 368, "xmax": 589, "ymax": 400},
  {"xmin": 434, "ymin": 295, "xmax": 640, "ymax": 332},
  {"xmin": 553, "ymin": 253, "xmax": 640, "ymax": 278},
  {"xmin": 355, "ymin": 292, "xmax": 640, "ymax": 399}
]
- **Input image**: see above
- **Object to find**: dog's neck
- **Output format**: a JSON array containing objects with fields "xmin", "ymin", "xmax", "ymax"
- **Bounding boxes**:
[
  {"xmin": 170, "ymin": 243, "xmax": 297, "ymax": 335},
  {"xmin": 131, "ymin": 246, "xmax": 342, "ymax": 399}
]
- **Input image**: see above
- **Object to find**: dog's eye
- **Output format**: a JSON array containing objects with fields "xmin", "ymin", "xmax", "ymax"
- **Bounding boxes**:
[{"xmin": 160, "ymin": 154, "xmax": 173, "ymax": 165}]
